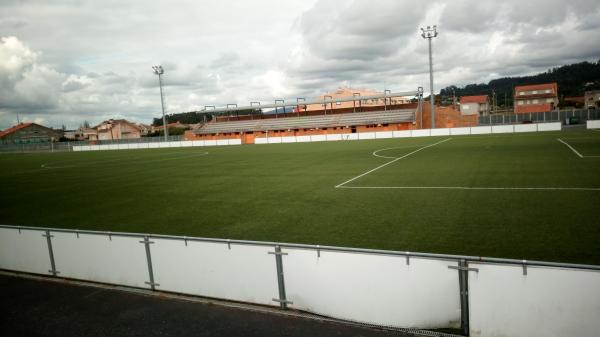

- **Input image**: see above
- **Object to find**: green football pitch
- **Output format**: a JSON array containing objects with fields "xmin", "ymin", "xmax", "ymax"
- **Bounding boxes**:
[{"xmin": 1, "ymin": 128, "xmax": 600, "ymax": 264}]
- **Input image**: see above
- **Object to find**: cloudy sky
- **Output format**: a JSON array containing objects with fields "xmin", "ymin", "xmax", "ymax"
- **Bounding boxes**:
[{"xmin": 1, "ymin": 0, "xmax": 599, "ymax": 129}]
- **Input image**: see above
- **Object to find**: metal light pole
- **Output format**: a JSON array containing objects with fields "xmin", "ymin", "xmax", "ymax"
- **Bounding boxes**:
[
  {"xmin": 152, "ymin": 65, "xmax": 168, "ymax": 141},
  {"xmin": 421, "ymin": 25, "xmax": 438, "ymax": 129}
]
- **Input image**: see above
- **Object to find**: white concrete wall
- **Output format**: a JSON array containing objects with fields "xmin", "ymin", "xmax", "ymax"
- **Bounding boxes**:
[
  {"xmin": 514, "ymin": 124, "xmax": 538, "ymax": 133},
  {"xmin": 52, "ymin": 232, "xmax": 150, "ymax": 289},
  {"xmin": 412, "ymin": 129, "xmax": 431, "ymax": 137},
  {"xmin": 375, "ymin": 131, "xmax": 394, "ymax": 139},
  {"xmin": 469, "ymin": 263, "xmax": 600, "ymax": 337},
  {"xmin": 71, "ymin": 122, "xmax": 564, "ymax": 151},
  {"xmin": 492, "ymin": 125, "xmax": 514, "ymax": 134},
  {"xmin": 358, "ymin": 132, "xmax": 376, "ymax": 140},
  {"xmin": 151, "ymin": 239, "xmax": 279, "ymax": 306},
  {"xmin": 450, "ymin": 127, "xmax": 471, "ymax": 136},
  {"xmin": 470, "ymin": 126, "xmax": 492, "ymax": 135},
  {"xmin": 587, "ymin": 120, "xmax": 600, "ymax": 129},
  {"xmin": 283, "ymin": 249, "xmax": 461, "ymax": 329},
  {"xmin": 310, "ymin": 135, "xmax": 326, "ymax": 142},
  {"xmin": 1, "ymin": 226, "xmax": 599, "ymax": 336},
  {"xmin": 431, "ymin": 128, "xmax": 451, "ymax": 136},
  {"xmin": 393, "ymin": 130, "xmax": 412, "ymax": 138},
  {"xmin": 0, "ymin": 227, "xmax": 52, "ymax": 275}
]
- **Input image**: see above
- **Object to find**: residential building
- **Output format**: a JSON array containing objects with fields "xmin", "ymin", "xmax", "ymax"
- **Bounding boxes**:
[
  {"xmin": 584, "ymin": 90, "xmax": 600, "ymax": 108},
  {"xmin": 299, "ymin": 87, "xmax": 411, "ymax": 112},
  {"xmin": 459, "ymin": 95, "xmax": 489, "ymax": 115},
  {"xmin": 80, "ymin": 127, "xmax": 98, "ymax": 141},
  {"xmin": 137, "ymin": 123, "xmax": 152, "ymax": 136},
  {"xmin": 563, "ymin": 97, "xmax": 585, "ymax": 108},
  {"xmin": 0, "ymin": 123, "xmax": 62, "ymax": 144},
  {"xmin": 514, "ymin": 83, "xmax": 559, "ymax": 114},
  {"xmin": 151, "ymin": 122, "xmax": 188, "ymax": 133},
  {"xmin": 63, "ymin": 130, "xmax": 79, "ymax": 140},
  {"xmin": 94, "ymin": 119, "xmax": 141, "ymax": 141}
]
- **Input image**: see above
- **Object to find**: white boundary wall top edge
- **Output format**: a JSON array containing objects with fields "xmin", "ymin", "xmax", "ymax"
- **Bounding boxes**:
[{"xmin": 69, "ymin": 122, "xmax": 565, "ymax": 152}]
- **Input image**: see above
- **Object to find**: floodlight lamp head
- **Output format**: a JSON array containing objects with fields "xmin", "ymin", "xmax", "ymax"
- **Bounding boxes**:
[{"xmin": 152, "ymin": 65, "xmax": 164, "ymax": 75}]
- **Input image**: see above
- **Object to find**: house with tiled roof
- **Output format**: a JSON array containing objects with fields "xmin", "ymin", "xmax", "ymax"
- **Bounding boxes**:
[
  {"xmin": 514, "ymin": 83, "xmax": 559, "ymax": 114},
  {"xmin": 151, "ymin": 122, "xmax": 188, "ymax": 133},
  {"xmin": 0, "ymin": 123, "xmax": 62, "ymax": 144},
  {"xmin": 459, "ymin": 95, "xmax": 489, "ymax": 115},
  {"xmin": 94, "ymin": 119, "xmax": 141, "ymax": 141}
]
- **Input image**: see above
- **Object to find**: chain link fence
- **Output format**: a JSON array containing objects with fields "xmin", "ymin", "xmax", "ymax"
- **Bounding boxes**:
[
  {"xmin": 0, "ymin": 135, "xmax": 184, "ymax": 154},
  {"xmin": 478, "ymin": 109, "xmax": 600, "ymax": 125}
]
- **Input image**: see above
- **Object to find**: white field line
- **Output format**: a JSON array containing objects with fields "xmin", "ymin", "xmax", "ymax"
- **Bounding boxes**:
[
  {"xmin": 337, "ymin": 186, "xmax": 600, "ymax": 191},
  {"xmin": 335, "ymin": 138, "xmax": 452, "ymax": 188},
  {"xmin": 371, "ymin": 145, "xmax": 430, "ymax": 159},
  {"xmin": 558, "ymin": 138, "xmax": 583, "ymax": 158},
  {"xmin": 557, "ymin": 138, "xmax": 600, "ymax": 158}
]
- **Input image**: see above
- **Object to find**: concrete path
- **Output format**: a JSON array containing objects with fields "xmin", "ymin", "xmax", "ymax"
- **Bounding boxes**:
[{"xmin": 0, "ymin": 274, "xmax": 410, "ymax": 337}]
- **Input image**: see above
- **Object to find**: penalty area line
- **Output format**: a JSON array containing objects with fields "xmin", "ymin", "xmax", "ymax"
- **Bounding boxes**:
[
  {"xmin": 335, "ymin": 138, "xmax": 452, "ymax": 188},
  {"xmin": 558, "ymin": 138, "xmax": 600, "ymax": 158},
  {"xmin": 557, "ymin": 138, "xmax": 583, "ymax": 158}
]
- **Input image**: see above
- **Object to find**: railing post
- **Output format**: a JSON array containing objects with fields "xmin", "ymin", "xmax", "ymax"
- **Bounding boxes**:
[
  {"xmin": 42, "ymin": 230, "xmax": 59, "ymax": 276},
  {"xmin": 458, "ymin": 259, "xmax": 470, "ymax": 335},
  {"xmin": 140, "ymin": 236, "xmax": 159, "ymax": 290},
  {"xmin": 269, "ymin": 245, "xmax": 292, "ymax": 309},
  {"xmin": 449, "ymin": 259, "xmax": 478, "ymax": 336}
]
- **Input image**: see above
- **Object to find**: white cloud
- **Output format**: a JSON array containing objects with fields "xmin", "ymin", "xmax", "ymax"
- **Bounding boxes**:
[{"xmin": 0, "ymin": 0, "xmax": 599, "ymax": 130}]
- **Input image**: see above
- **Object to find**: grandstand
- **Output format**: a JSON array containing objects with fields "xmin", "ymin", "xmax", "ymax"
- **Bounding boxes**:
[{"xmin": 195, "ymin": 109, "xmax": 415, "ymax": 135}]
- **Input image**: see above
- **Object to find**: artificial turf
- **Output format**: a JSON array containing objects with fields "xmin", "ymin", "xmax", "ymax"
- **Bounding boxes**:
[{"xmin": 1, "ymin": 127, "xmax": 599, "ymax": 264}]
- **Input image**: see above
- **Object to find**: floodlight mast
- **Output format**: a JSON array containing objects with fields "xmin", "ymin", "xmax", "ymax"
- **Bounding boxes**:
[
  {"xmin": 421, "ymin": 25, "xmax": 438, "ymax": 129},
  {"xmin": 152, "ymin": 65, "xmax": 169, "ymax": 141}
]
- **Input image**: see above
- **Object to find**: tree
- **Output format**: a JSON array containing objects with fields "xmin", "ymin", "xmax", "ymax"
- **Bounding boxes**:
[{"xmin": 440, "ymin": 60, "xmax": 600, "ymax": 108}]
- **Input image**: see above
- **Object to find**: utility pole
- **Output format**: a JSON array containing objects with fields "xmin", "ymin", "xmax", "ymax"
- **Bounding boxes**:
[
  {"xmin": 152, "ymin": 65, "xmax": 169, "ymax": 141},
  {"xmin": 421, "ymin": 25, "xmax": 438, "ymax": 128},
  {"xmin": 452, "ymin": 88, "xmax": 457, "ymax": 110}
]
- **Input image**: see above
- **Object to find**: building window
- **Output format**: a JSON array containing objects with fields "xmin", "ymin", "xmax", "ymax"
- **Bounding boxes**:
[
  {"xmin": 519, "ymin": 92, "xmax": 525, "ymax": 96},
  {"xmin": 532, "ymin": 90, "xmax": 538, "ymax": 94},
  {"xmin": 533, "ymin": 99, "xmax": 539, "ymax": 104},
  {"xmin": 518, "ymin": 101, "xmax": 524, "ymax": 105},
  {"xmin": 545, "ymin": 89, "xmax": 552, "ymax": 94}
]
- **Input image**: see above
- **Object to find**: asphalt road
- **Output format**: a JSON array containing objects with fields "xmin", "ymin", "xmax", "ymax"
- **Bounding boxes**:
[{"xmin": 0, "ymin": 274, "xmax": 409, "ymax": 337}]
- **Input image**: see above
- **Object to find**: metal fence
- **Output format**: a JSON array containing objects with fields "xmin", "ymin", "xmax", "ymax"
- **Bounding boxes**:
[
  {"xmin": 0, "ymin": 224, "xmax": 599, "ymax": 337},
  {"xmin": 0, "ymin": 142, "xmax": 74, "ymax": 154},
  {"xmin": 0, "ymin": 135, "xmax": 185, "ymax": 154},
  {"xmin": 478, "ymin": 109, "xmax": 600, "ymax": 125}
]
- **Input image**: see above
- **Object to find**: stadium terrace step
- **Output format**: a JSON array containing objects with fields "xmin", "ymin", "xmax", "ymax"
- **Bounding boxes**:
[{"xmin": 196, "ymin": 109, "xmax": 415, "ymax": 134}]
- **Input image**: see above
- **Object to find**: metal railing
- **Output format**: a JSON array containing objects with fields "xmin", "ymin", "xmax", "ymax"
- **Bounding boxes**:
[
  {"xmin": 0, "ymin": 135, "xmax": 185, "ymax": 154},
  {"xmin": 478, "ymin": 109, "xmax": 600, "ymax": 125},
  {"xmin": 1, "ymin": 224, "xmax": 599, "ymax": 337}
]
